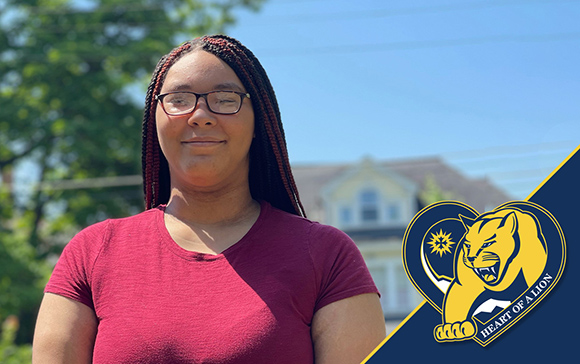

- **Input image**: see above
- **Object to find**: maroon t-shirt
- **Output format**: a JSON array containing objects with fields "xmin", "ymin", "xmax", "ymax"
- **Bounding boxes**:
[{"xmin": 45, "ymin": 201, "xmax": 379, "ymax": 363}]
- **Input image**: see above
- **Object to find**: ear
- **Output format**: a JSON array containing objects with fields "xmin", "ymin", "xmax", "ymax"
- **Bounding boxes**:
[
  {"xmin": 458, "ymin": 214, "xmax": 476, "ymax": 230},
  {"xmin": 499, "ymin": 211, "xmax": 518, "ymax": 235}
]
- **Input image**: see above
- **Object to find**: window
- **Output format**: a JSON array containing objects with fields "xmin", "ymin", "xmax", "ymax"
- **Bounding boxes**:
[
  {"xmin": 339, "ymin": 206, "xmax": 352, "ymax": 225},
  {"xmin": 367, "ymin": 259, "xmax": 420, "ymax": 317},
  {"xmin": 360, "ymin": 189, "xmax": 379, "ymax": 223},
  {"xmin": 395, "ymin": 266, "xmax": 412, "ymax": 309},
  {"xmin": 387, "ymin": 203, "xmax": 401, "ymax": 222},
  {"xmin": 367, "ymin": 264, "xmax": 388, "ymax": 311}
]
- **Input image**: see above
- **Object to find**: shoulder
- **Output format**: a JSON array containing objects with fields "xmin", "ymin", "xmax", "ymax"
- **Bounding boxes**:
[
  {"xmin": 268, "ymin": 209, "xmax": 380, "ymax": 313},
  {"xmin": 65, "ymin": 207, "xmax": 162, "ymax": 254},
  {"xmin": 263, "ymin": 201, "xmax": 344, "ymax": 235},
  {"xmin": 262, "ymin": 201, "xmax": 358, "ymax": 255}
]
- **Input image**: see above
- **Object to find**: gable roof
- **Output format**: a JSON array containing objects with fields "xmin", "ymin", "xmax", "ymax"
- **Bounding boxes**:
[
  {"xmin": 291, "ymin": 156, "xmax": 511, "ymax": 219},
  {"xmin": 319, "ymin": 157, "xmax": 418, "ymax": 202}
]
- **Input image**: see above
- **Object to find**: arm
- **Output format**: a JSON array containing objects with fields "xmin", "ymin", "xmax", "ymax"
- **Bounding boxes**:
[
  {"xmin": 312, "ymin": 293, "xmax": 386, "ymax": 364},
  {"xmin": 33, "ymin": 293, "xmax": 98, "ymax": 364}
]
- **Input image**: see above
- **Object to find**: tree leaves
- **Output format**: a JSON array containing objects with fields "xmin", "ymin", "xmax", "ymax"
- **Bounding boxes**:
[{"xmin": 0, "ymin": 0, "xmax": 263, "ymax": 349}]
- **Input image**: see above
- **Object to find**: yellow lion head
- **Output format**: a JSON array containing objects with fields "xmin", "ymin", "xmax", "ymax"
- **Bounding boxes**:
[{"xmin": 458, "ymin": 208, "xmax": 546, "ymax": 288}]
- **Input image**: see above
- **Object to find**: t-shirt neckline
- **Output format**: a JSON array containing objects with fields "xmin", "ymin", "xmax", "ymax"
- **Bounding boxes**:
[{"xmin": 154, "ymin": 200, "xmax": 270, "ymax": 261}]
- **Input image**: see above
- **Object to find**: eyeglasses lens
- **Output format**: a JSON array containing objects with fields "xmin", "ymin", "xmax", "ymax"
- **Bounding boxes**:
[
  {"xmin": 207, "ymin": 92, "xmax": 242, "ymax": 114},
  {"xmin": 162, "ymin": 92, "xmax": 242, "ymax": 115}
]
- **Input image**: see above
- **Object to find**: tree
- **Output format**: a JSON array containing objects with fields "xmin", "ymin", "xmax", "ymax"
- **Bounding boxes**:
[
  {"xmin": 418, "ymin": 174, "xmax": 456, "ymax": 207},
  {"xmin": 0, "ymin": 0, "xmax": 264, "ymax": 348},
  {"xmin": 0, "ymin": 317, "xmax": 32, "ymax": 363}
]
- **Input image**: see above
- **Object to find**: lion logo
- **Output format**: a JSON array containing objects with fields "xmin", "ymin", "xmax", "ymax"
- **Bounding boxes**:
[
  {"xmin": 434, "ymin": 208, "xmax": 547, "ymax": 341},
  {"xmin": 402, "ymin": 201, "xmax": 566, "ymax": 346}
]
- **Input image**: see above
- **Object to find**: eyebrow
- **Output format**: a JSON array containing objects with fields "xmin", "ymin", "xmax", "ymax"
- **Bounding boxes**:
[
  {"xmin": 166, "ymin": 82, "xmax": 245, "ymax": 93},
  {"xmin": 213, "ymin": 82, "xmax": 245, "ymax": 92}
]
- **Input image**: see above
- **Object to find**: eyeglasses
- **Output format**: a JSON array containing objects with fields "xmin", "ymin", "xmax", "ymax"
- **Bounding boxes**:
[{"xmin": 155, "ymin": 91, "xmax": 251, "ymax": 116}]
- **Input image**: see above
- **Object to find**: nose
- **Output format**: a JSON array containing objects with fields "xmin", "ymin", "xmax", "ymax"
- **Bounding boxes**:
[{"xmin": 187, "ymin": 98, "xmax": 217, "ymax": 127}]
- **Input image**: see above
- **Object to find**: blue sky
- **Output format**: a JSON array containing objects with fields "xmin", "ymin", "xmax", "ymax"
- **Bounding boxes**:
[{"xmin": 226, "ymin": 0, "xmax": 579, "ymax": 199}]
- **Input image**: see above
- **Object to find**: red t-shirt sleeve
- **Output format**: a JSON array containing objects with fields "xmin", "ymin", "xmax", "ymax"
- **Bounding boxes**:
[
  {"xmin": 308, "ymin": 223, "xmax": 379, "ymax": 313},
  {"xmin": 44, "ymin": 221, "xmax": 109, "ymax": 309}
]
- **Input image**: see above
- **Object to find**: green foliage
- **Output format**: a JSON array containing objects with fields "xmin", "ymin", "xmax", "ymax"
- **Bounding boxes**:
[
  {"xmin": 0, "ymin": 218, "xmax": 50, "ymax": 344},
  {"xmin": 418, "ymin": 174, "xmax": 456, "ymax": 206},
  {"xmin": 0, "ymin": 0, "xmax": 264, "ymax": 349},
  {"xmin": 0, "ymin": 317, "xmax": 33, "ymax": 364},
  {"xmin": 1, "ymin": 0, "xmax": 264, "ymax": 230}
]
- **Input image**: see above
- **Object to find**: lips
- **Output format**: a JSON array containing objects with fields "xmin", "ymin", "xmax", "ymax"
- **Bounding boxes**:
[
  {"xmin": 181, "ymin": 137, "xmax": 225, "ymax": 146},
  {"xmin": 183, "ymin": 141, "xmax": 223, "ymax": 144}
]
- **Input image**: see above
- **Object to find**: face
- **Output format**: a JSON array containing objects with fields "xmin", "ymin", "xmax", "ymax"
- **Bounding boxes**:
[{"xmin": 155, "ymin": 51, "xmax": 255, "ymax": 191}]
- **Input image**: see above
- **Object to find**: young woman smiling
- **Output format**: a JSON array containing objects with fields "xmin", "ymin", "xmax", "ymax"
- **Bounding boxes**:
[{"xmin": 33, "ymin": 35, "xmax": 386, "ymax": 364}]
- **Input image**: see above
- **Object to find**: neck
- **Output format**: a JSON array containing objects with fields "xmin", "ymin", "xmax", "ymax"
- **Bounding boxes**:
[
  {"xmin": 163, "ymin": 183, "xmax": 261, "ymax": 254},
  {"xmin": 165, "ymin": 182, "xmax": 257, "ymax": 226}
]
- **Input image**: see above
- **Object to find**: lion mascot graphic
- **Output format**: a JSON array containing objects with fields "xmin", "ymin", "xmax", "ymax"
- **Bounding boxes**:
[{"xmin": 434, "ymin": 207, "xmax": 547, "ymax": 341}]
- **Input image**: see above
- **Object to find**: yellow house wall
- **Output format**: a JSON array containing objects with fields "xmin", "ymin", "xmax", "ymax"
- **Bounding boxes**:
[{"xmin": 326, "ymin": 167, "xmax": 415, "ymax": 227}]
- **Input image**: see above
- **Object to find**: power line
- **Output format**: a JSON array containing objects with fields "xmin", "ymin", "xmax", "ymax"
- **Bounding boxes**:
[
  {"xmin": 440, "ymin": 140, "xmax": 575, "ymax": 160},
  {"xmin": 38, "ymin": 175, "xmax": 142, "ymax": 191},
  {"xmin": 16, "ymin": 3, "xmax": 165, "ymax": 15},
  {"xmin": 443, "ymin": 143, "xmax": 576, "ymax": 178},
  {"xmin": 2, "ymin": 142, "xmax": 572, "ymax": 192},
  {"xmin": 441, "ymin": 142, "xmax": 577, "ymax": 199},
  {"xmin": 6, "ymin": 31, "xmax": 580, "ymax": 64},
  {"xmin": 7, "ymin": 0, "xmax": 579, "ymax": 33},
  {"xmin": 246, "ymin": 0, "xmax": 580, "ymax": 26},
  {"xmin": 443, "ymin": 143, "xmax": 577, "ymax": 170},
  {"xmin": 254, "ymin": 32, "xmax": 580, "ymax": 57},
  {"xmin": 490, "ymin": 168, "xmax": 557, "ymax": 181},
  {"xmin": 15, "ymin": 0, "xmax": 580, "ymax": 19}
]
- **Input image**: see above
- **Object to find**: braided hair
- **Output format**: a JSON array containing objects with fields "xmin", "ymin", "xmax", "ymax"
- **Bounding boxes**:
[{"xmin": 142, "ymin": 35, "xmax": 305, "ymax": 217}]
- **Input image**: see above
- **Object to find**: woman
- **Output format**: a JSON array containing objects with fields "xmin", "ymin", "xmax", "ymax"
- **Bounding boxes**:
[{"xmin": 33, "ymin": 35, "xmax": 386, "ymax": 363}]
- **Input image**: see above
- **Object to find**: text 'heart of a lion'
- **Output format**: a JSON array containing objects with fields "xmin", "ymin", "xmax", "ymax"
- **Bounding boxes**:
[{"xmin": 402, "ymin": 201, "xmax": 566, "ymax": 346}]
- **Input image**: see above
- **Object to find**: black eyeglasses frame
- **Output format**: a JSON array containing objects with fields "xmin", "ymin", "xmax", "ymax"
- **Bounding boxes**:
[{"xmin": 155, "ymin": 91, "xmax": 251, "ymax": 116}]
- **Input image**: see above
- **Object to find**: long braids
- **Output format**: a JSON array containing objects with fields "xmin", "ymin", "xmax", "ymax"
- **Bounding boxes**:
[
  {"xmin": 142, "ymin": 42, "xmax": 193, "ymax": 210},
  {"xmin": 141, "ymin": 35, "xmax": 305, "ymax": 217}
]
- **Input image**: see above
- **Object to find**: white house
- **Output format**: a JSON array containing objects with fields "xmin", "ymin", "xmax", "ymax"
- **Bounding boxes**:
[{"xmin": 292, "ymin": 156, "xmax": 511, "ymax": 323}]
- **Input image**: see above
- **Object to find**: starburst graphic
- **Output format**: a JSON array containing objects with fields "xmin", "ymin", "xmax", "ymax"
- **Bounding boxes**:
[{"xmin": 427, "ymin": 229, "xmax": 455, "ymax": 257}]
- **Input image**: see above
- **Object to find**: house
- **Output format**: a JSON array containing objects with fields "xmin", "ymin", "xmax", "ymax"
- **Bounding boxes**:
[{"xmin": 292, "ymin": 156, "xmax": 511, "ymax": 322}]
